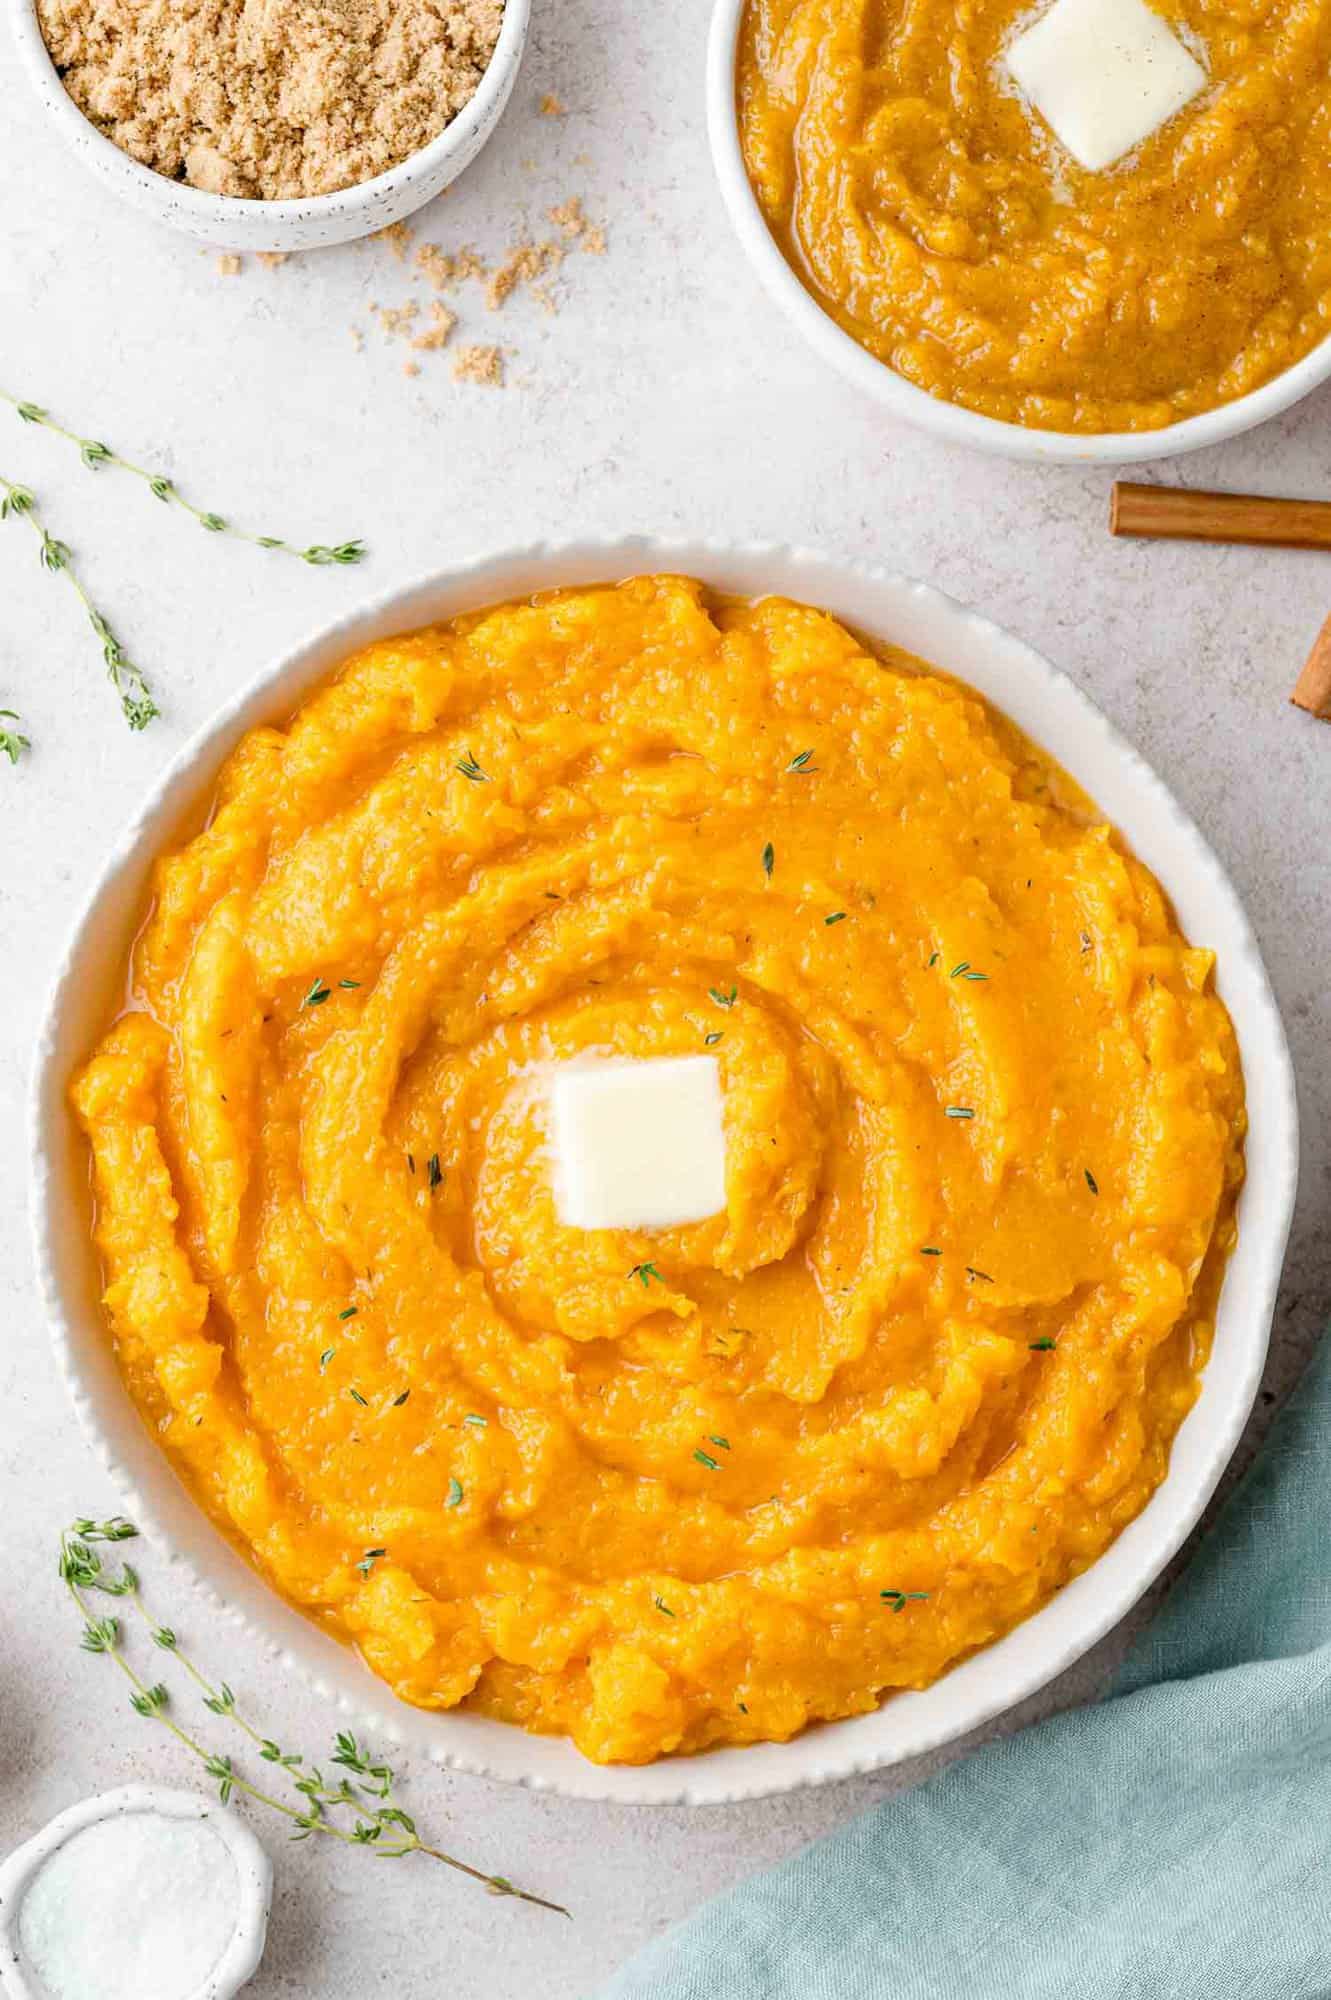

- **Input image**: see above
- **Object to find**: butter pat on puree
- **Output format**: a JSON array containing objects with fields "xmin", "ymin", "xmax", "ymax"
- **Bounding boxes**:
[
  {"xmin": 1005, "ymin": 0, "xmax": 1206, "ymax": 171},
  {"xmin": 550, "ymin": 1055, "xmax": 727, "ymax": 1231}
]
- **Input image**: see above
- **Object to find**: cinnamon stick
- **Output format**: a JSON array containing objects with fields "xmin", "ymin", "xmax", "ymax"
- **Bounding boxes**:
[
  {"xmin": 1292, "ymin": 613, "xmax": 1331, "ymax": 721},
  {"xmin": 1110, "ymin": 482, "xmax": 1331, "ymax": 554}
]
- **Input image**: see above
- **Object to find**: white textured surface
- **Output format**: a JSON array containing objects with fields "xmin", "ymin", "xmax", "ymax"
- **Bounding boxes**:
[
  {"xmin": 551, "ymin": 1056, "xmax": 728, "ymax": 1229},
  {"xmin": 0, "ymin": 0, "xmax": 1327, "ymax": 1994}
]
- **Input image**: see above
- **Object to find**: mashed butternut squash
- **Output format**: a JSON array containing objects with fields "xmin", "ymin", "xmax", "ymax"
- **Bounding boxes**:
[
  {"xmin": 73, "ymin": 577, "xmax": 1244, "ymax": 1764},
  {"xmin": 737, "ymin": 0, "xmax": 1331, "ymax": 433}
]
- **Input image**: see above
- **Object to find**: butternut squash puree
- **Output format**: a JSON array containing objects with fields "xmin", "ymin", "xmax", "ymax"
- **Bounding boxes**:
[
  {"xmin": 72, "ymin": 577, "xmax": 1244, "ymax": 1765},
  {"xmin": 737, "ymin": 0, "xmax": 1331, "ymax": 432}
]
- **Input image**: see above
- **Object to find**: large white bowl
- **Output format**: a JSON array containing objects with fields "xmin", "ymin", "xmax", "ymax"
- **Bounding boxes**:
[
  {"xmin": 707, "ymin": 0, "xmax": 1331, "ymax": 464},
  {"xmin": 12, "ymin": 0, "xmax": 529, "ymax": 252},
  {"xmin": 30, "ymin": 540, "xmax": 1298, "ymax": 1805}
]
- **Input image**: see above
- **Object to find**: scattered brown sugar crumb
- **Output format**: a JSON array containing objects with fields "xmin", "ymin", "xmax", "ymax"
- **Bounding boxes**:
[
  {"xmin": 216, "ymin": 253, "xmax": 242, "ymax": 276},
  {"xmin": 485, "ymin": 239, "xmax": 562, "ymax": 310},
  {"xmin": 372, "ymin": 299, "xmax": 420, "ymax": 339},
  {"xmin": 256, "ymin": 251, "xmax": 288, "ymax": 268},
  {"xmin": 453, "ymin": 344, "xmax": 504, "ymax": 386},
  {"xmin": 374, "ymin": 221, "xmax": 413, "ymax": 262},
  {"xmin": 37, "ymin": 0, "xmax": 504, "ymax": 201},
  {"xmin": 403, "ymin": 360, "xmax": 421, "ymax": 377},
  {"xmin": 548, "ymin": 197, "xmax": 606, "ymax": 251},
  {"xmin": 539, "ymin": 93, "xmax": 566, "ymax": 117},
  {"xmin": 411, "ymin": 302, "xmax": 458, "ymax": 351},
  {"xmin": 548, "ymin": 198, "xmax": 584, "ymax": 237},
  {"xmin": 416, "ymin": 242, "xmax": 489, "ymax": 291}
]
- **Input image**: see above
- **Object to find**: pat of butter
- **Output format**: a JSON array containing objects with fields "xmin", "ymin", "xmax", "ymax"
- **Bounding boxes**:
[
  {"xmin": 1005, "ymin": 0, "xmax": 1206, "ymax": 172},
  {"xmin": 550, "ymin": 1055, "xmax": 727, "ymax": 1232}
]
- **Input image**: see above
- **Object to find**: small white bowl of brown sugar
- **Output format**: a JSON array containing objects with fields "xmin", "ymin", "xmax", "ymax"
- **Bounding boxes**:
[{"xmin": 14, "ymin": 0, "xmax": 530, "ymax": 250}]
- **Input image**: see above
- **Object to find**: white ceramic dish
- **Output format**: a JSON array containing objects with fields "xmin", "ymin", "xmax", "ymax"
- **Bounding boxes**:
[
  {"xmin": 707, "ymin": 0, "xmax": 1331, "ymax": 464},
  {"xmin": 12, "ymin": 0, "xmax": 529, "ymax": 252},
  {"xmin": 0, "ymin": 1786, "xmax": 271, "ymax": 2000},
  {"xmin": 31, "ymin": 539, "xmax": 1298, "ymax": 1805}
]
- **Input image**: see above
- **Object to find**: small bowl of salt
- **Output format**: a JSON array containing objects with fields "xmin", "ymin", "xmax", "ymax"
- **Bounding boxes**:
[{"xmin": 0, "ymin": 1786, "xmax": 271, "ymax": 2000}]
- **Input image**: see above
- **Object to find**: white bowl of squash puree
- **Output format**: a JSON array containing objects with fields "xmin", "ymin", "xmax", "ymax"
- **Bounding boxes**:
[
  {"xmin": 710, "ymin": 0, "xmax": 1331, "ymax": 462},
  {"xmin": 32, "ymin": 542, "xmax": 1297, "ymax": 1804}
]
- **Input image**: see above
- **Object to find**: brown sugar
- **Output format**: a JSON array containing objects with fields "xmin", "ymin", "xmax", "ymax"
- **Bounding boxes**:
[
  {"xmin": 37, "ymin": 0, "xmax": 505, "ymax": 201},
  {"xmin": 453, "ymin": 344, "xmax": 504, "ymax": 386},
  {"xmin": 411, "ymin": 302, "xmax": 458, "ymax": 351},
  {"xmin": 548, "ymin": 197, "xmax": 606, "ymax": 252},
  {"xmin": 539, "ymin": 93, "xmax": 565, "ymax": 116},
  {"xmin": 416, "ymin": 242, "xmax": 489, "ymax": 291},
  {"xmin": 485, "ymin": 239, "xmax": 562, "ymax": 310},
  {"xmin": 374, "ymin": 222, "xmax": 414, "ymax": 262}
]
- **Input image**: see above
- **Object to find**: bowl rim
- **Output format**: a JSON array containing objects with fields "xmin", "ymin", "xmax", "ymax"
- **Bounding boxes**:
[
  {"xmin": 11, "ymin": 0, "xmax": 531, "ymax": 233},
  {"xmin": 705, "ymin": 0, "xmax": 1331, "ymax": 464},
  {"xmin": 29, "ymin": 537, "xmax": 1299, "ymax": 1805}
]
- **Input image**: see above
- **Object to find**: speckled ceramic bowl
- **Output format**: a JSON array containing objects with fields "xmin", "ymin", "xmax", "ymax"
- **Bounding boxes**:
[
  {"xmin": 707, "ymin": 0, "xmax": 1331, "ymax": 463},
  {"xmin": 12, "ymin": 0, "xmax": 529, "ymax": 252},
  {"xmin": 0, "ymin": 1786, "xmax": 271, "ymax": 2000},
  {"xmin": 30, "ymin": 541, "xmax": 1298, "ymax": 1805}
]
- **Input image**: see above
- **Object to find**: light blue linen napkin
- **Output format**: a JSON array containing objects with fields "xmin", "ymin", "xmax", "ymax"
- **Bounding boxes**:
[{"xmin": 603, "ymin": 1334, "xmax": 1331, "ymax": 1999}]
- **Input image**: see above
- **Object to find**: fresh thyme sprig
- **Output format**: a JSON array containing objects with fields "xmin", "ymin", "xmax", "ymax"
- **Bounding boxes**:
[
  {"xmin": 1, "ymin": 478, "xmax": 157, "ymax": 728},
  {"xmin": 4, "ymin": 395, "xmax": 364, "ymax": 567},
  {"xmin": 58, "ymin": 1517, "xmax": 567, "ymax": 1917},
  {"xmin": 0, "ymin": 708, "xmax": 29, "ymax": 764}
]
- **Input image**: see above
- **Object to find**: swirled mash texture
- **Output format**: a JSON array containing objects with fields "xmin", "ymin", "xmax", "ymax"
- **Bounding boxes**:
[
  {"xmin": 737, "ymin": 0, "xmax": 1331, "ymax": 432},
  {"xmin": 73, "ymin": 578, "xmax": 1244, "ymax": 1764}
]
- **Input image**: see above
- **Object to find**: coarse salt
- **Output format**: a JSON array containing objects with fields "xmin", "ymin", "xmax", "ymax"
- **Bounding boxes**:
[{"xmin": 18, "ymin": 1812, "xmax": 239, "ymax": 2000}]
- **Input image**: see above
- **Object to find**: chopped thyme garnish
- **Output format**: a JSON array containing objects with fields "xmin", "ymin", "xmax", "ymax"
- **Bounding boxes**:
[
  {"xmin": 544, "ymin": 890, "xmax": 562, "ymax": 900},
  {"xmin": 737, "ymin": 1701, "xmax": 749, "ymax": 1713},
  {"xmin": 463, "ymin": 1413, "xmax": 488, "ymax": 1428},
  {"xmin": 339, "ymin": 978, "xmax": 360, "ymax": 990},
  {"xmin": 356, "ymin": 1548, "xmax": 387, "ymax": 1578},
  {"xmin": 927, "ymin": 951, "xmax": 940, "ymax": 967},
  {"xmin": 693, "ymin": 1449, "xmax": 720, "ymax": 1471},
  {"xmin": 879, "ymin": 1590, "xmax": 929, "ymax": 1612},
  {"xmin": 950, "ymin": 961, "xmax": 988, "ymax": 981},
  {"xmin": 704, "ymin": 1031, "xmax": 724, "ymax": 1047},
  {"xmin": 653, "ymin": 1596, "xmax": 675, "ymax": 1618},
  {"xmin": 427, "ymin": 1154, "xmax": 443, "ymax": 1189},
  {"xmin": 708, "ymin": 985, "xmax": 737, "ymax": 1009},
  {"xmin": 348, "ymin": 1387, "xmax": 368, "ymax": 1407},
  {"xmin": 303, "ymin": 978, "xmax": 331, "ymax": 1008},
  {"xmin": 919, "ymin": 1246, "xmax": 942, "ymax": 1257},
  {"xmin": 1080, "ymin": 930, "xmax": 1093, "ymax": 954},
  {"xmin": 319, "ymin": 1348, "xmax": 335, "ymax": 1371},
  {"xmin": 966, "ymin": 1267, "xmax": 994, "ymax": 1284},
  {"xmin": 338, "ymin": 1306, "xmax": 358, "ymax": 1321},
  {"xmin": 708, "ymin": 1435, "xmax": 731, "ymax": 1450},
  {"xmin": 825, "ymin": 912, "xmax": 847, "ymax": 926},
  {"xmin": 761, "ymin": 841, "xmax": 775, "ymax": 879},
  {"xmin": 1085, "ymin": 1168, "xmax": 1099, "ymax": 1195},
  {"xmin": 455, "ymin": 751, "xmax": 488, "ymax": 783},
  {"xmin": 945, "ymin": 1106, "xmax": 975, "ymax": 1120},
  {"xmin": 1029, "ymin": 1338, "xmax": 1057, "ymax": 1352},
  {"xmin": 406, "ymin": 1153, "xmax": 416, "ymax": 1174},
  {"xmin": 629, "ymin": 1262, "xmax": 663, "ymax": 1287},
  {"xmin": 786, "ymin": 750, "xmax": 816, "ymax": 772},
  {"xmin": 392, "ymin": 1390, "xmax": 410, "ymax": 1407},
  {"xmin": 446, "ymin": 1478, "xmax": 464, "ymax": 1509}
]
